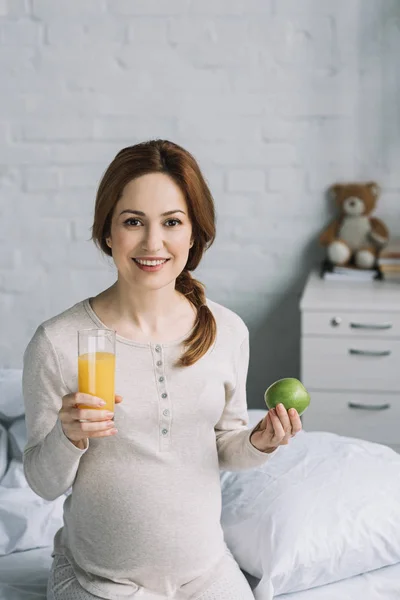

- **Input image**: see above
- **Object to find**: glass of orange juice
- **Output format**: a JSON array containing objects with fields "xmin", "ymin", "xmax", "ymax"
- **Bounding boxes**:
[{"xmin": 78, "ymin": 329, "xmax": 116, "ymax": 414}]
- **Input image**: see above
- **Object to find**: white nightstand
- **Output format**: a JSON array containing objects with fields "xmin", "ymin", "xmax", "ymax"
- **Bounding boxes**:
[{"xmin": 300, "ymin": 271, "xmax": 400, "ymax": 453}]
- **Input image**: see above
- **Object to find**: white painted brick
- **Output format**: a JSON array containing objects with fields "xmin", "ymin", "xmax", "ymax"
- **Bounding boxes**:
[
  {"xmin": 70, "ymin": 219, "xmax": 93, "ymax": 242},
  {"xmin": 189, "ymin": 0, "xmax": 273, "ymax": 15},
  {"xmin": 214, "ymin": 193, "xmax": 263, "ymax": 217},
  {"xmin": 179, "ymin": 93, "xmax": 268, "ymax": 118},
  {"xmin": 59, "ymin": 165, "xmax": 104, "ymax": 188},
  {"xmin": 0, "ymin": 166, "xmax": 21, "ymax": 188},
  {"xmin": 279, "ymin": 86, "xmax": 355, "ymax": 117},
  {"xmin": 0, "ymin": 267, "xmax": 47, "ymax": 293},
  {"xmin": 0, "ymin": 142, "xmax": 52, "ymax": 164},
  {"xmin": 168, "ymin": 17, "xmax": 248, "ymax": 45},
  {"xmin": 191, "ymin": 141, "xmax": 297, "ymax": 167},
  {"xmin": 24, "ymin": 167, "xmax": 60, "ymax": 191},
  {"xmin": 174, "ymin": 40, "xmax": 259, "ymax": 68},
  {"xmin": 227, "ymin": 170, "xmax": 266, "ymax": 192},
  {"xmin": 274, "ymin": 0, "xmax": 357, "ymax": 15},
  {"xmin": 0, "ymin": 19, "xmax": 42, "ymax": 45},
  {"xmin": 46, "ymin": 20, "xmax": 126, "ymax": 46},
  {"xmin": 126, "ymin": 18, "xmax": 168, "ymax": 42},
  {"xmin": 19, "ymin": 118, "xmax": 94, "ymax": 141},
  {"xmin": 202, "ymin": 169, "xmax": 225, "ymax": 193},
  {"xmin": 267, "ymin": 16, "xmax": 334, "ymax": 68},
  {"xmin": 177, "ymin": 116, "xmax": 262, "ymax": 142},
  {"xmin": 48, "ymin": 142, "xmax": 121, "ymax": 165},
  {"xmin": 383, "ymin": 171, "xmax": 400, "ymax": 190},
  {"xmin": 94, "ymin": 117, "xmax": 176, "ymax": 141},
  {"xmin": 32, "ymin": 0, "xmax": 107, "ymax": 18},
  {"xmin": 3, "ymin": 0, "xmax": 30, "ymax": 17},
  {"xmin": 0, "ymin": 248, "xmax": 18, "ymax": 268},
  {"xmin": 268, "ymin": 167, "xmax": 305, "ymax": 191},
  {"xmin": 51, "ymin": 191, "xmax": 96, "ymax": 218},
  {"xmin": 20, "ymin": 218, "xmax": 72, "ymax": 245},
  {"xmin": 108, "ymin": 0, "xmax": 190, "ymax": 16},
  {"xmin": 307, "ymin": 164, "xmax": 357, "ymax": 192},
  {"xmin": 0, "ymin": 0, "xmax": 398, "ymax": 395},
  {"xmin": 112, "ymin": 43, "xmax": 187, "ymax": 74}
]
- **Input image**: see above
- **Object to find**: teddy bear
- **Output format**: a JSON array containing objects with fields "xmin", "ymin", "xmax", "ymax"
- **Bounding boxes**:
[{"xmin": 319, "ymin": 181, "xmax": 389, "ymax": 269}]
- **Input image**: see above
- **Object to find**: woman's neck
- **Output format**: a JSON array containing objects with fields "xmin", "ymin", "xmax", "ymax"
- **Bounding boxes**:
[{"xmin": 92, "ymin": 280, "xmax": 196, "ymax": 342}]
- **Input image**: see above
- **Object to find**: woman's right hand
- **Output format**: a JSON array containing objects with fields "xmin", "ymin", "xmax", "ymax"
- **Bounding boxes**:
[{"xmin": 59, "ymin": 392, "xmax": 120, "ymax": 449}]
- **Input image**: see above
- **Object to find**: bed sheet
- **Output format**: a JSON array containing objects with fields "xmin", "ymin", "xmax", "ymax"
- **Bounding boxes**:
[
  {"xmin": 244, "ymin": 563, "xmax": 400, "ymax": 600},
  {"xmin": 0, "ymin": 546, "xmax": 52, "ymax": 600}
]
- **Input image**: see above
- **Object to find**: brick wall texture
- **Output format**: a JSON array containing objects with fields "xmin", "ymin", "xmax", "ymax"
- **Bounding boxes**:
[{"xmin": 1, "ymin": 0, "xmax": 399, "ymax": 406}]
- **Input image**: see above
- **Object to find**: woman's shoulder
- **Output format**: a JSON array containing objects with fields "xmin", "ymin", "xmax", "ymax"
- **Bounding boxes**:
[
  {"xmin": 205, "ymin": 297, "xmax": 248, "ymax": 342},
  {"xmin": 28, "ymin": 299, "xmax": 92, "ymax": 349}
]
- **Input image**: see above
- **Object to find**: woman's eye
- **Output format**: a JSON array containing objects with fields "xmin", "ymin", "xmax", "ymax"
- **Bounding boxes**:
[
  {"xmin": 124, "ymin": 218, "xmax": 142, "ymax": 227},
  {"xmin": 123, "ymin": 218, "xmax": 182, "ymax": 227}
]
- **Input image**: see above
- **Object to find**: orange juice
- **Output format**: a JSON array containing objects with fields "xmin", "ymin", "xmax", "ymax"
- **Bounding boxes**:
[{"xmin": 78, "ymin": 351, "xmax": 115, "ymax": 412}]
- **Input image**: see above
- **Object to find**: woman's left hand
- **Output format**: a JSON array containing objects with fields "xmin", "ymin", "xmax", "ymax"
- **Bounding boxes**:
[{"xmin": 250, "ymin": 403, "xmax": 303, "ymax": 454}]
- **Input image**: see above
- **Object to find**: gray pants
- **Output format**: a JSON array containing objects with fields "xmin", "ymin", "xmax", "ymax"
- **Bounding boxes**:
[{"xmin": 47, "ymin": 553, "xmax": 254, "ymax": 600}]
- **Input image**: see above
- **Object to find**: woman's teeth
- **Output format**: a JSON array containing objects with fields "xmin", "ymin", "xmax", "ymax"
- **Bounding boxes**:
[{"xmin": 134, "ymin": 259, "xmax": 167, "ymax": 266}]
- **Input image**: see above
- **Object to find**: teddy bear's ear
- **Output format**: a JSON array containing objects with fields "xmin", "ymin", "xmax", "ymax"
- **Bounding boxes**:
[
  {"xmin": 329, "ymin": 184, "xmax": 341, "ymax": 201},
  {"xmin": 367, "ymin": 182, "xmax": 380, "ymax": 198}
]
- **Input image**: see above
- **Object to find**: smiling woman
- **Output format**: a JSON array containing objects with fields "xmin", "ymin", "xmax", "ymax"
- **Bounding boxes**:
[
  {"xmin": 22, "ymin": 139, "xmax": 277, "ymax": 600},
  {"xmin": 91, "ymin": 140, "xmax": 217, "ymax": 367}
]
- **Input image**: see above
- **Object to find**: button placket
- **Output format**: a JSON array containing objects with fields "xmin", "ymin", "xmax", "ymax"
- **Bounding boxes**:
[{"xmin": 153, "ymin": 343, "xmax": 171, "ymax": 448}]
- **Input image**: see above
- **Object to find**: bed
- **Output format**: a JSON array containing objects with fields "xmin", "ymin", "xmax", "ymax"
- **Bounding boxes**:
[{"xmin": 1, "ymin": 370, "xmax": 399, "ymax": 600}]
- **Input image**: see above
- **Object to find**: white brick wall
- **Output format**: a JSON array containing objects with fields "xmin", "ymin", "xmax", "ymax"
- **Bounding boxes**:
[{"xmin": 1, "ymin": 0, "xmax": 400, "ymax": 407}]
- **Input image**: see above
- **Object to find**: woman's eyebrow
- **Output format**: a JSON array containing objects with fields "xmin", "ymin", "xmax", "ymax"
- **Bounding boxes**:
[{"xmin": 119, "ymin": 209, "xmax": 186, "ymax": 217}]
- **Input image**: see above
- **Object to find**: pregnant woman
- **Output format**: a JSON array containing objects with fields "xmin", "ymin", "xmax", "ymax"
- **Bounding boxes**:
[{"xmin": 22, "ymin": 140, "xmax": 302, "ymax": 600}]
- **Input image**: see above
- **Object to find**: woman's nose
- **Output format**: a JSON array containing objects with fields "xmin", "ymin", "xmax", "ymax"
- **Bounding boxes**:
[{"xmin": 142, "ymin": 226, "xmax": 163, "ymax": 252}]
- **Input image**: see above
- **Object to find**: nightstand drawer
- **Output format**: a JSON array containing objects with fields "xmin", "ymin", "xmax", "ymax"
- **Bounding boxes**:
[
  {"xmin": 302, "ymin": 311, "xmax": 400, "ymax": 338},
  {"xmin": 301, "ymin": 390, "xmax": 400, "ymax": 446},
  {"xmin": 301, "ymin": 337, "xmax": 400, "ymax": 392}
]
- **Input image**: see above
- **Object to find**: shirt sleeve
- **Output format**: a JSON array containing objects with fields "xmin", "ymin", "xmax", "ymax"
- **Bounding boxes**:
[
  {"xmin": 214, "ymin": 329, "xmax": 279, "ymax": 471},
  {"xmin": 22, "ymin": 325, "xmax": 88, "ymax": 501}
]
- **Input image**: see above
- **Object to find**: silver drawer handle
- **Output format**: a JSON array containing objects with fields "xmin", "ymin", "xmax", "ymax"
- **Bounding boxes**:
[
  {"xmin": 349, "ymin": 349, "xmax": 391, "ymax": 357},
  {"xmin": 348, "ymin": 402, "xmax": 391, "ymax": 411},
  {"xmin": 350, "ymin": 322, "xmax": 392, "ymax": 330}
]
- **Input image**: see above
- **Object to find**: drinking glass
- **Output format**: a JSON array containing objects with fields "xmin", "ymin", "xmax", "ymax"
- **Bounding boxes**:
[{"xmin": 77, "ymin": 329, "xmax": 116, "ymax": 413}]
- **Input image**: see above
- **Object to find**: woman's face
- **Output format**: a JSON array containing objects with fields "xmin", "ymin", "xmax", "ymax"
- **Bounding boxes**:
[{"xmin": 107, "ymin": 173, "xmax": 193, "ymax": 292}]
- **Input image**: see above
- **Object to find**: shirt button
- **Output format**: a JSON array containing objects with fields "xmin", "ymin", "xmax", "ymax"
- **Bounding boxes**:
[
  {"xmin": 159, "ymin": 376, "xmax": 164, "ymax": 382},
  {"xmin": 155, "ymin": 345, "xmax": 161, "ymax": 352},
  {"xmin": 161, "ymin": 428, "xmax": 168, "ymax": 435},
  {"xmin": 161, "ymin": 393, "xmax": 167, "ymax": 399},
  {"xmin": 163, "ymin": 409, "xmax": 170, "ymax": 417},
  {"xmin": 157, "ymin": 360, "xmax": 162, "ymax": 367}
]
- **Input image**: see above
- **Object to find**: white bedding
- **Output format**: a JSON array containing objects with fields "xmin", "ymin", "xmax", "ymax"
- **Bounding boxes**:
[
  {"xmin": 0, "ymin": 548, "xmax": 399, "ymax": 600},
  {"xmin": 0, "ymin": 546, "xmax": 52, "ymax": 600},
  {"xmin": 0, "ymin": 378, "xmax": 399, "ymax": 600},
  {"xmin": 244, "ymin": 563, "xmax": 400, "ymax": 600}
]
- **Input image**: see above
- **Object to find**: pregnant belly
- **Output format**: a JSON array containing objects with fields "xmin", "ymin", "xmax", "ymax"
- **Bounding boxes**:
[{"xmin": 64, "ymin": 459, "xmax": 224, "ymax": 581}]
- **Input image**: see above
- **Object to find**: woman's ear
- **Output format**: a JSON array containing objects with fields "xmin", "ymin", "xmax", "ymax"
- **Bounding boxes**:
[{"xmin": 106, "ymin": 237, "xmax": 112, "ymax": 249}]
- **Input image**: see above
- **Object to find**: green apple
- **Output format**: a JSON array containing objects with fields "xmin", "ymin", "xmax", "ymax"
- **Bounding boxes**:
[{"xmin": 264, "ymin": 378, "xmax": 310, "ymax": 416}]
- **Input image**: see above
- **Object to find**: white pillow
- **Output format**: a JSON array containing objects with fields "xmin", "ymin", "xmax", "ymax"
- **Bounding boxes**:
[
  {"xmin": 221, "ymin": 424, "xmax": 400, "ymax": 600},
  {"xmin": 0, "ymin": 369, "xmax": 24, "ymax": 425}
]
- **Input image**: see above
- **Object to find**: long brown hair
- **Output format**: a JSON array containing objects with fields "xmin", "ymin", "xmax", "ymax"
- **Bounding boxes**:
[{"xmin": 91, "ymin": 139, "xmax": 217, "ymax": 367}]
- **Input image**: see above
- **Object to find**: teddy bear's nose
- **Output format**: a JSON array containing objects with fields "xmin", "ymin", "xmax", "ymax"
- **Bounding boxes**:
[{"xmin": 349, "ymin": 199, "xmax": 356, "ymax": 206}]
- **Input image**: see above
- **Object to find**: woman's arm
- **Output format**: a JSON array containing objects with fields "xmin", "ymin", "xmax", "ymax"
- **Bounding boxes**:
[
  {"xmin": 214, "ymin": 330, "xmax": 279, "ymax": 471},
  {"xmin": 22, "ymin": 325, "xmax": 88, "ymax": 501}
]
